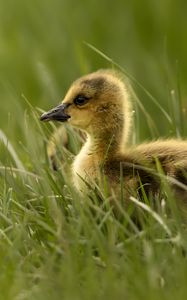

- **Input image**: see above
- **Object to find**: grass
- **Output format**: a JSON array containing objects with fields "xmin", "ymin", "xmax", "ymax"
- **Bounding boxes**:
[
  {"xmin": 1, "ymin": 122, "xmax": 187, "ymax": 300},
  {"xmin": 1, "ymin": 0, "xmax": 187, "ymax": 299}
]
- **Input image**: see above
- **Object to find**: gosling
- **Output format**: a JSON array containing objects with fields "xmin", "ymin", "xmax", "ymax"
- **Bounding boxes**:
[{"xmin": 40, "ymin": 69, "xmax": 187, "ymax": 207}]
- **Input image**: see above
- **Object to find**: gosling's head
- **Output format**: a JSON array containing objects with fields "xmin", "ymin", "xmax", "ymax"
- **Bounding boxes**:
[{"xmin": 40, "ymin": 69, "xmax": 130, "ymax": 135}]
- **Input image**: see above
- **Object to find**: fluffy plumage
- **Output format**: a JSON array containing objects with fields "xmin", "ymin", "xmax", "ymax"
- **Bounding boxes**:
[{"xmin": 40, "ymin": 69, "xmax": 187, "ymax": 210}]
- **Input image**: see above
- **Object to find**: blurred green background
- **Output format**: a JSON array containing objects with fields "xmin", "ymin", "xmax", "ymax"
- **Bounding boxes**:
[{"xmin": 0, "ymin": 0, "xmax": 187, "ymax": 142}]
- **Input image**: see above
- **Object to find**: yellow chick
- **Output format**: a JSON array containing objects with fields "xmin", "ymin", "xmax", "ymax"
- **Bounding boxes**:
[{"xmin": 40, "ymin": 69, "xmax": 187, "ymax": 209}]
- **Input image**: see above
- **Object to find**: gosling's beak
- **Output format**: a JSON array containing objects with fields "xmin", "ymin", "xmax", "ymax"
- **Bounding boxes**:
[{"xmin": 40, "ymin": 103, "xmax": 70, "ymax": 122}]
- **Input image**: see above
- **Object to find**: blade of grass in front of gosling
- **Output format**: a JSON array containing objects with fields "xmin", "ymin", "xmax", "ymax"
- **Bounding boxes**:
[
  {"xmin": 75, "ymin": 173, "xmax": 108, "ymax": 205},
  {"xmin": 154, "ymin": 158, "xmax": 184, "ymax": 232},
  {"xmin": 73, "ymin": 196, "xmax": 112, "ymax": 258},
  {"xmin": 111, "ymin": 192, "xmax": 140, "ymax": 235},
  {"xmin": 43, "ymin": 167, "xmax": 67, "ymax": 197},
  {"xmin": 130, "ymin": 196, "xmax": 172, "ymax": 237},
  {"xmin": 84, "ymin": 42, "xmax": 172, "ymax": 124},
  {"xmin": 82, "ymin": 173, "xmax": 135, "ymax": 238},
  {"xmin": 135, "ymin": 176, "xmax": 155, "ymax": 228},
  {"xmin": 137, "ymin": 175, "xmax": 150, "ymax": 206},
  {"xmin": 83, "ymin": 193, "xmax": 131, "ymax": 236},
  {"xmin": 69, "ymin": 182, "xmax": 129, "ymax": 251},
  {"xmin": 66, "ymin": 126, "xmax": 84, "ymax": 155}
]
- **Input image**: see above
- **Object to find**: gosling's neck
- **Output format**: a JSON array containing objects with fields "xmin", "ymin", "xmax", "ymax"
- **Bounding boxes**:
[{"xmin": 85, "ymin": 112, "xmax": 128, "ymax": 160}]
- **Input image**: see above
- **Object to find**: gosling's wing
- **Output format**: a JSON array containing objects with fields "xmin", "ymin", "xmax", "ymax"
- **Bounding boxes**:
[{"xmin": 135, "ymin": 140, "xmax": 187, "ymax": 161}]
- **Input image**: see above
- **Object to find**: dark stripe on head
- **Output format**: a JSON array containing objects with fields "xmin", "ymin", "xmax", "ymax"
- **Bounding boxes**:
[{"xmin": 81, "ymin": 76, "xmax": 106, "ymax": 90}]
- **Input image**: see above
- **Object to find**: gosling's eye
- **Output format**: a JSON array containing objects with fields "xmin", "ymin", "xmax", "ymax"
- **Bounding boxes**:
[{"xmin": 74, "ymin": 96, "xmax": 88, "ymax": 106}]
